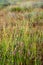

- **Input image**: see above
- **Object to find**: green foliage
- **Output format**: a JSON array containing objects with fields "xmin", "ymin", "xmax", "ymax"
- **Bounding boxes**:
[{"xmin": 10, "ymin": 7, "xmax": 23, "ymax": 12}]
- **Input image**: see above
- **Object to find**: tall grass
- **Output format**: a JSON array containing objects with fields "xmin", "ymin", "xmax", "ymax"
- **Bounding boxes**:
[{"xmin": 0, "ymin": 4, "xmax": 43, "ymax": 65}]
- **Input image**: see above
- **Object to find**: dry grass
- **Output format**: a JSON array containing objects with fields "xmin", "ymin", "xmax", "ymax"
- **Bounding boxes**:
[{"xmin": 0, "ymin": 3, "xmax": 43, "ymax": 65}]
